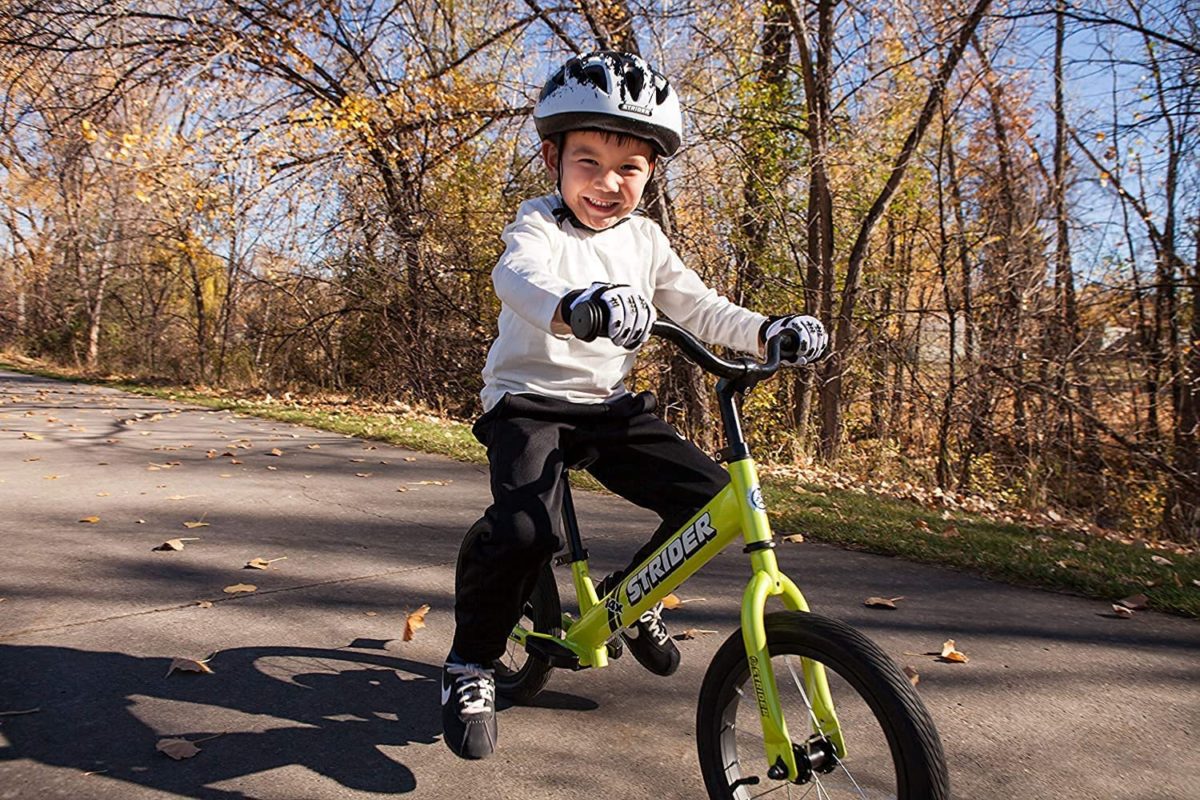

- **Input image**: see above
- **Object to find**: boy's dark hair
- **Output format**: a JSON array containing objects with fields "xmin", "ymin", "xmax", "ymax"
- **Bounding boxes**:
[{"xmin": 554, "ymin": 128, "xmax": 659, "ymax": 163}]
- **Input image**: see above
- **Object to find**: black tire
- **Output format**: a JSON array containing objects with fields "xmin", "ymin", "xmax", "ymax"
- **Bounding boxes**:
[
  {"xmin": 494, "ymin": 562, "xmax": 561, "ymax": 704},
  {"xmin": 697, "ymin": 611, "xmax": 949, "ymax": 799}
]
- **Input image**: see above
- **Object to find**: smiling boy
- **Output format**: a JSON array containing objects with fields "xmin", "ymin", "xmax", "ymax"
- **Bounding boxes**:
[{"xmin": 442, "ymin": 51, "xmax": 828, "ymax": 760}]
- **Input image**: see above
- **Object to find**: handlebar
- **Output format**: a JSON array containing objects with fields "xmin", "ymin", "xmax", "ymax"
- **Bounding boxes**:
[{"xmin": 569, "ymin": 297, "xmax": 799, "ymax": 384}]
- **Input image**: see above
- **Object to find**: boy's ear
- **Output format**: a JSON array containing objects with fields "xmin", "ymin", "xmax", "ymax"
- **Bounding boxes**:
[{"xmin": 541, "ymin": 139, "xmax": 560, "ymax": 181}]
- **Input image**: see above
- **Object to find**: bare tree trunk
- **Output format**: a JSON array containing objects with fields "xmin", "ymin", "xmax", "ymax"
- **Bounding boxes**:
[{"xmin": 817, "ymin": 0, "xmax": 994, "ymax": 458}]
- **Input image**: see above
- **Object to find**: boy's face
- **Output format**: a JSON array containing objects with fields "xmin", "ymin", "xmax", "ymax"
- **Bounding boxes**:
[{"xmin": 542, "ymin": 130, "xmax": 656, "ymax": 231}]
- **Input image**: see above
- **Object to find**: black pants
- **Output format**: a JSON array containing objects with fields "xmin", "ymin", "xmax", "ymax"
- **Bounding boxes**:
[{"xmin": 452, "ymin": 391, "xmax": 729, "ymax": 663}]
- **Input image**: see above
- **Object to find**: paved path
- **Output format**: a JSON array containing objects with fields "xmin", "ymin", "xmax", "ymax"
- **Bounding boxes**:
[{"xmin": 0, "ymin": 370, "xmax": 1197, "ymax": 799}]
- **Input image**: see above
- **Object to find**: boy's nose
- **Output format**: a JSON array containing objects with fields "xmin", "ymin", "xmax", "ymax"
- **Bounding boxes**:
[{"xmin": 596, "ymin": 171, "xmax": 622, "ymax": 192}]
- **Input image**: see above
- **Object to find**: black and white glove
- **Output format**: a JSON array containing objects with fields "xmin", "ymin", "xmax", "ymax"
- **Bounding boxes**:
[
  {"xmin": 761, "ymin": 315, "xmax": 828, "ymax": 365},
  {"xmin": 569, "ymin": 282, "xmax": 657, "ymax": 349}
]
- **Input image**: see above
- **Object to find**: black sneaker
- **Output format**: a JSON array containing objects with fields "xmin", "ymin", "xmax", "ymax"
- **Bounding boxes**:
[
  {"xmin": 441, "ymin": 657, "xmax": 497, "ymax": 759},
  {"xmin": 621, "ymin": 602, "xmax": 680, "ymax": 677}
]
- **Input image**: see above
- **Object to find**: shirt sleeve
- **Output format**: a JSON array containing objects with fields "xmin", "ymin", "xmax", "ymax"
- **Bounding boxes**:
[
  {"xmin": 647, "ymin": 223, "xmax": 766, "ymax": 355},
  {"xmin": 492, "ymin": 201, "xmax": 574, "ymax": 338}
]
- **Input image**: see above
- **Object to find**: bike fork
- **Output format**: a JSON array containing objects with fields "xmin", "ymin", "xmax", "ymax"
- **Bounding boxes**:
[{"xmin": 742, "ymin": 571, "xmax": 846, "ymax": 782}]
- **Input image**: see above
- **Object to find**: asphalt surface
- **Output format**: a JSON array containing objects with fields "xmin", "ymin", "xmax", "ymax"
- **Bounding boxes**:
[{"xmin": 0, "ymin": 369, "xmax": 1197, "ymax": 800}]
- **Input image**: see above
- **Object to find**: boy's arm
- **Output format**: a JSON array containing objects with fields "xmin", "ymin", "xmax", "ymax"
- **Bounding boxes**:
[
  {"xmin": 648, "ymin": 227, "xmax": 766, "ymax": 354},
  {"xmin": 493, "ymin": 205, "xmax": 575, "ymax": 338}
]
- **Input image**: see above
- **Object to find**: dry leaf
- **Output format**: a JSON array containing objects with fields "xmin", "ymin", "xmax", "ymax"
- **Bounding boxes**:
[
  {"xmin": 306, "ymin": 444, "xmax": 320, "ymax": 449},
  {"xmin": 223, "ymin": 583, "xmax": 257, "ymax": 594},
  {"xmin": 350, "ymin": 458, "xmax": 365, "ymax": 463},
  {"xmin": 166, "ymin": 657, "xmax": 214, "ymax": 677},
  {"xmin": 154, "ymin": 538, "xmax": 199, "ymax": 552},
  {"xmin": 156, "ymin": 738, "xmax": 201, "ymax": 760},
  {"xmin": 244, "ymin": 557, "xmax": 286, "ymax": 570},
  {"xmin": 662, "ymin": 593, "xmax": 682, "ymax": 610},
  {"xmin": 1150, "ymin": 555, "xmax": 1173, "ymax": 566},
  {"xmin": 365, "ymin": 611, "xmax": 377, "ymax": 617},
  {"xmin": 356, "ymin": 473, "xmax": 373, "ymax": 478},
  {"xmin": 79, "ymin": 516, "xmax": 100, "ymax": 524},
  {"xmin": 21, "ymin": 432, "xmax": 43, "ymax": 440},
  {"xmin": 183, "ymin": 521, "xmax": 210, "ymax": 529},
  {"xmin": 1111, "ymin": 604, "xmax": 1135, "ymax": 618},
  {"xmin": 266, "ymin": 465, "xmax": 278, "ymax": 471},
  {"xmin": 941, "ymin": 526, "xmax": 960, "ymax": 538},
  {"xmin": 206, "ymin": 450, "xmax": 218, "ymax": 458},
  {"xmin": 96, "ymin": 492, "xmax": 109, "ymax": 497},
  {"xmin": 902, "ymin": 665, "xmax": 920, "ymax": 686},
  {"xmin": 196, "ymin": 601, "xmax": 213, "ymax": 609},
  {"xmin": 674, "ymin": 628, "xmax": 718, "ymax": 640},
  {"xmin": 403, "ymin": 604, "xmax": 431, "ymax": 641},
  {"xmin": 395, "ymin": 486, "xmax": 408, "ymax": 493},
  {"xmin": 229, "ymin": 459, "xmax": 242, "ymax": 465},
  {"xmin": 403, "ymin": 457, "xmax": 417, "ymax": 462},
  {"xmin": 781, "ymin": 533, "xmax": 805, "ymax": 543},
  {"xmin": 43, "ymin": 474, "xmax": 60, "ymax": 480},
  {"xmin": 938, "ymin": 639, "xmax": 969, "ymax": 663},
  {"xmin": 268, "ymin": 448, "xmax": 282, "ymax": 456},
  {"xmin": 912, "ymin": 519, "xmax": 930, "ymax": 532},
  {"xmin": 1118, "ymin": 593, "xmax": 1149, "ymax": 610},
  {"xmin": 864, "ymin": 596, "xmax": 905, "ymax": 609}
]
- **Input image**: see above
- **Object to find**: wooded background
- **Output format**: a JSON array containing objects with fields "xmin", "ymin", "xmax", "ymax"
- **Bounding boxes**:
[{"xmin": 1, "ymin": 0, "xmax": 1196, "ymax": 539}]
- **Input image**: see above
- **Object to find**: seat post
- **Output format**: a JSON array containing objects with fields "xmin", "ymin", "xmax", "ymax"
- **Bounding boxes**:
[{"xmin": 559, "ymin": 468, "xmax": 589, "ymax": 563}]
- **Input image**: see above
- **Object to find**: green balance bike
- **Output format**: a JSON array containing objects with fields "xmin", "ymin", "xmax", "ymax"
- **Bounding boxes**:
[{"xmin": 496, "ymin": 313, "xmax": 950, "ymax": 799}]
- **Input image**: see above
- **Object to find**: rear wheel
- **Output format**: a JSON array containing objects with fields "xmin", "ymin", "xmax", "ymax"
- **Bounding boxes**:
[
  {"xmin": 494, "ymin": 562, "xmax": 561, "ymax": 704},
  {"xmin": 697, "ymin": 611, "xmax": 949, "ymax": 799}
]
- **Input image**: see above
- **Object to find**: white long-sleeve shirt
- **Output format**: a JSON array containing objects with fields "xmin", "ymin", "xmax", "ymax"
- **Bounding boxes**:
[{"xmin": 480, "ymin": 194, "xmax": 767, "ymax": 411}]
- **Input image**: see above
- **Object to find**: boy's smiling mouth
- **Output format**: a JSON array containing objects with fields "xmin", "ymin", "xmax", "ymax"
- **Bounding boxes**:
[{"xmin": 583, "ymin": 196, "xmax": 619, "ymax": 210}]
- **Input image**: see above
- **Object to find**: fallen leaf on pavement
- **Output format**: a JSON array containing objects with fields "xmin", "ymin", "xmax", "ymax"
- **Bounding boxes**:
[
  {"xmin": 268, "ymin": 448, "xmax": 282, "ymax": 457},
  {"xmin": 21, "ymin": 432, "xmax": 43, "ymax": 440},
  {"xmin": 196, "ymin": 601, "xmax": 213, "ymax": 608},
  {"xmin": 356, "ymin": 473, "xmax": 372, "ymax": 478},
  {"xmin": 1111, "ymin": 604, "xmax": 1135, "ymax": 618},
  {"xmin": 306, "ymin": 444, "xmax": 320, "ymax": 449},
  {"xmin": 223, "ymin": 583, "xmax": 257, "ymax": 594},
  {"xmin": 1118, "ymin": 593, "xmax": 1149, "ymax": 610},
  {"xmin": 156, "ymin": 738, "xmax": 201, "ymax": 760},
  {"xmin": 781, "ymin": 533, "xmax": 805, "ymax": 543},
  {"xmin": 902, "ymin": 666, "xmax": 920, "ymax": 686},
  {"xmin": 166, "ymin": 657, "xmax": 214, "ymax": 677},
  {"xmin": 396, "ymin": 486, "xmax": 408, "ymax": 492},
  {"xmin": 79, "ymin": 516, "xmax": 100, "ymax": 524},
  {"xmin": 403, "ymin": 604, "xmax": 431, "ymax": 641},
  {"xmin": 937, "ymin": 639, "xmax": 969, "ymax": 663},
  {"xmin": 183, "ymin": 521, "xmax": 210, "ymax": 529},
  {"xmin": 864, "ymin": 596, "xmax": 904, "ymax": 609},
  {"xmin": 154, "ymin": 538, "xmax": 199, "ymax": 551},
  {"xmin": 244, "ymin": 557, "xmax": 286, "ymax": 570},
  {"xmin": 403, "ymin": 457, "xmax": 416, "ymax": 462},
  {"xmin": 674, "ymin": 628, "xmax": 718, "ymax": 640}
]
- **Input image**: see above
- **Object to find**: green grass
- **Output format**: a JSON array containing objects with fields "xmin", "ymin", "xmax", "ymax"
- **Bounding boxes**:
[{"xmin": 5, "ymin": 359, "xmax": 1198, "ymax": 617}]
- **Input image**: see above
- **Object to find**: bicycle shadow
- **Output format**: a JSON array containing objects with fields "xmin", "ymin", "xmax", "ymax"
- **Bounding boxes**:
[{"xmin": 0, "ymin": 643, "xmax": 442, "ymax": 797}]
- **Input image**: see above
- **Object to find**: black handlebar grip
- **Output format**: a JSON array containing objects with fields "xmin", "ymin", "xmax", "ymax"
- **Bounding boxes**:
[
  {"xmin": 778, "ymin": 328, "xmax": 801, "ymax": 362},
  {"xmin": 570, "ymin": 299, "xmax": 608, "ymax": 342}
]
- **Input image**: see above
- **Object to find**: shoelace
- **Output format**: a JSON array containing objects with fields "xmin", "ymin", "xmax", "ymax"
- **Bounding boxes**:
[
  {"xmin": 446, "ymin": 662, "xmax": 495, "ymax": 715},
  {"xmin": 638, "ymin": 603, "xmax": 671, "ymax": 646}
]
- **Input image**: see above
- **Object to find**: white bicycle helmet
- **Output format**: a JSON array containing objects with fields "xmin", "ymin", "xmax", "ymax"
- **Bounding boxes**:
[{"xmin": 534, "ymin": 51, "xmax": 683, "ymax": 157}]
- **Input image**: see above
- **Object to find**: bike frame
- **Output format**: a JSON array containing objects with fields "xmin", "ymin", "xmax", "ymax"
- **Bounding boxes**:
[{"xmin": 508, "ymin": 322, "xmax": 846, "ymax": 782}]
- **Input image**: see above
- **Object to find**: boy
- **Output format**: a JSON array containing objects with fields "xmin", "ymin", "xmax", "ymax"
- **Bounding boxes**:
[{"xmin": 443, "ymin": 51, "xmax": 828, "ymax": 760}]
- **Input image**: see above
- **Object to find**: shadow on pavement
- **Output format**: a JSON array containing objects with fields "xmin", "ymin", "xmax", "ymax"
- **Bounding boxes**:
[{"xmin": 0, "ymin": 644, "xmax": 445, "ymax": 798}]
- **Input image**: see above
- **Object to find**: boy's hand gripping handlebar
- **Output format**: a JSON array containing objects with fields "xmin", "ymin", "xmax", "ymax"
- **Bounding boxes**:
[{"xmin": 570, "ymin": 297, "xmax": 801, "ymax": 380}]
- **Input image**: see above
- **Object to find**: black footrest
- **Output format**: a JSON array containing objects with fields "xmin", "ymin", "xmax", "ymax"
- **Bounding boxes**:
[{"xmin": 525, "ymin": 636, "xmax": 581, "ymax": 669}]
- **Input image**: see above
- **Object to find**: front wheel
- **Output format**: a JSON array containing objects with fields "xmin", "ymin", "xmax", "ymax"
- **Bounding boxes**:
[
  {"xmin": 697, "ymin": 612, "xmax": 949, "ymax": 799},
  {"xmin": 494, "ymin": 562, "xmax": 561, "ymax": 704}
]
